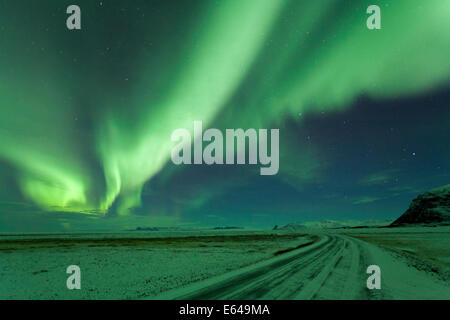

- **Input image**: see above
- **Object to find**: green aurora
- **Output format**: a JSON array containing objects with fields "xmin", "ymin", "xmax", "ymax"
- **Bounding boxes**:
[{"xmin": 0, "ymin": 0, "xmax": 449, "ymax": 231}]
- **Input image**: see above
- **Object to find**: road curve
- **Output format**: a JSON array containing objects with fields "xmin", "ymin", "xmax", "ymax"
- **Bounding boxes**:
[{"xmin": 149, "ymin": 234, "xmax": 450, "ymax": 300}]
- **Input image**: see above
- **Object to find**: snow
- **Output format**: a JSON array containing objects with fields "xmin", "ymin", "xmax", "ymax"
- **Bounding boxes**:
[{"xmin": 0, "ymin": 230, "xmax": 308, "ymax": 299}]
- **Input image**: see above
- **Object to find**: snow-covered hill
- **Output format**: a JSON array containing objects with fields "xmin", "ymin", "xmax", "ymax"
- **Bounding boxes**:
[
  {"xmin": 392, "ymin": 184, "xmax": 450, "ymax": 226},
  {"xmin": 274, "ymin": 219, "xmax": 392, "ymax": 230}
]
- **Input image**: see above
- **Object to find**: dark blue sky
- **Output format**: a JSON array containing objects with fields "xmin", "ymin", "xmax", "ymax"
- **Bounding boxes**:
[
  {"xmin": 0, "ymin": 1, "xmax": 449, "ymax": 231},
  {"xmin": 145, "ymin": 88, "xmax": 449, "ymax": 228}
]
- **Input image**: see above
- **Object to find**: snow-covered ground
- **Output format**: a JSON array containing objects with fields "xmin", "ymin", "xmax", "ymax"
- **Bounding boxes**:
[
  {"xmin": 0, "ymin": 230, "xmax": 310, "ymax": 299},
  {"xmin": 0, "ymin": 227, "xmax": 448, "ymax": 300},
  {"xmin": 340, "ymin": 226, "xmax": 450, "ymax": 283}
]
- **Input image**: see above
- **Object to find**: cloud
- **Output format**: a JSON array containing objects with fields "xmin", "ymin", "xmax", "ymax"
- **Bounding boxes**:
[
  {"xmin": 352, "ymin": 196, "xmax": 381, "ymax": 205},
  {"xmin": 388, "ymin": 185, "xmax": 420, "ymax": 196},
  {"xmin": 359, "ymin": 169, "xmax": 400, "ymax": 186}
]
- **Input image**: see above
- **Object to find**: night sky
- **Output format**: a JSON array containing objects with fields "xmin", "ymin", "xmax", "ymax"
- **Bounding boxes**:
[{"xmin": 0, "ymin": 0, "xmax": 449, "ymax": 232}]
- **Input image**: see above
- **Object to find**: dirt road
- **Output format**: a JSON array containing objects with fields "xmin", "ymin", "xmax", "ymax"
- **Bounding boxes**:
[{"xmin": 151, "ymin": 234, "xmax": 450, "ymax": 300}]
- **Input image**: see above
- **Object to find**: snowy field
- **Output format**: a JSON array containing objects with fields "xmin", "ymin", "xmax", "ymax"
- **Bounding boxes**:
[
  {"xmin": 0, "ymin": 227, "xmax": 448, "ymax": 300},
  {"xmin": 340, "ymin": 226, "xmax": 450, "ymax": 283},
  {"xmin": 0, "ymin": 230, "xmax": 312, "ymax": 299}
]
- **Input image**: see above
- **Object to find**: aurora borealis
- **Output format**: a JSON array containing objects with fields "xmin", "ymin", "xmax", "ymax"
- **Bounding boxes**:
[{"xmin": 0, "ymin": 0, "xmax": 449, "ymax": 231}]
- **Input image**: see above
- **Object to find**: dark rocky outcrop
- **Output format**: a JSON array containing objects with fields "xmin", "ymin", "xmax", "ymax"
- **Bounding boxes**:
[{"xmin": 392, "ymin": 184, "xmax": 450, "ymax": 226}]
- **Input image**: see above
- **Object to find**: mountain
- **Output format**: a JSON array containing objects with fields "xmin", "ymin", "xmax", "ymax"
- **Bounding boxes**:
[
  {"xmin": 274, "ymin": 219, "xmax": 392, "ymax": 230},
  {"xmin": 132, "ymin": 226, "xmax": 182, "ymax": 231},
  {"xmin": 212, "ymin": 226, "xmax": 243, "ymax": 230},
  {"xmin": 392, "ymin": 184, "xmax": 450, "ymax": 226}
]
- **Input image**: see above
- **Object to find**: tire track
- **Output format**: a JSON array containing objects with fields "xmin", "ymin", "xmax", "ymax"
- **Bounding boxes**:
[{"xmin": 148, "ymin": 233, "xmax": 449, "ymax": 300}]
